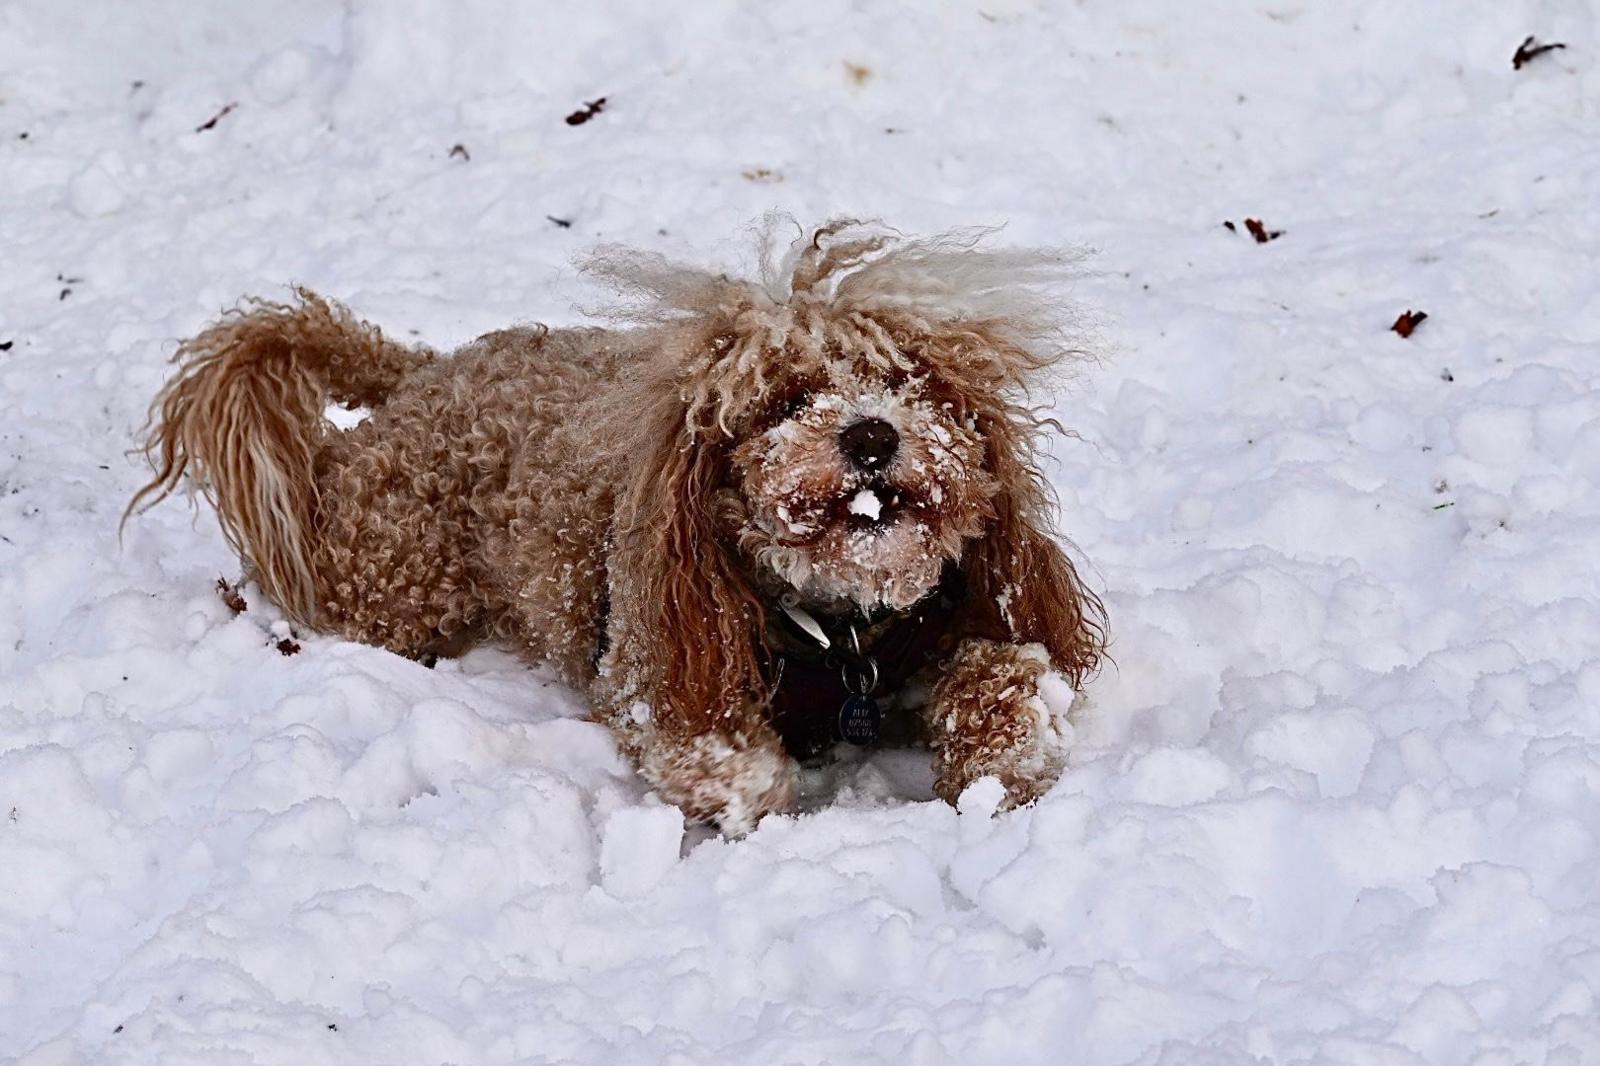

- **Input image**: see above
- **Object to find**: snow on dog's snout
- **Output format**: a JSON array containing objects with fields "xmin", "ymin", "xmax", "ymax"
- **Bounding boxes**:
[
  {"xmin": 730, "ymin": 383, "xmax": 994, "ymax": 610},
  {"xmin": 848, "ymin": 488, "xmax": 883, "ymax": 521}
]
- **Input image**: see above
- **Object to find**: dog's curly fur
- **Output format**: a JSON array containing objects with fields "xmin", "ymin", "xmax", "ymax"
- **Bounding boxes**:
[{"xmin": 130, "ymin": 220, "xmax": 1106, "ymax": 833}]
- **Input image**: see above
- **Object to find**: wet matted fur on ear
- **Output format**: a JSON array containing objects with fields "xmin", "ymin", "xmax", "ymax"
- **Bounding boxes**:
[
  {"xmin": 959, "ymin": 412, "xmax": 1107, "ymax": 688},
  {"xmin": 593, "ymin": 333, "xmax": 772, "ymax": 739}
]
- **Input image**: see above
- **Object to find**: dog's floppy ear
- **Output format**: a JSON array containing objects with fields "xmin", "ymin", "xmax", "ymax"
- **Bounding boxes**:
[
  {"xmin": 601, "ymin": 361, "xmax": 768, "ymax": 738},
  {"xmin": 963, "ymin": 407, "xmax": 1106, "ymax": 688}
]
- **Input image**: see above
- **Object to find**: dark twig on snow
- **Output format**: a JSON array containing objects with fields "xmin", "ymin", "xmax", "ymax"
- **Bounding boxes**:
[
  {"xmin": 565, "ymin": 97, "xmax": 607, "ymax": 126},
  {"xmin": 195, "ymin": 103, "xmax": 237, "ymax": 133},
  {"xmin": 1512, "ymin": 36, "xmax": 1566, "ymax": 70}
]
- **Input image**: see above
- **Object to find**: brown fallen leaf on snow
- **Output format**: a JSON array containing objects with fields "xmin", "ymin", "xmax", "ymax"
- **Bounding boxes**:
[
  {"xmin": 216, "ymin": 577, "xmax": 247, "ymax": 614},
  {"xmin": 1391, "ymin": 309, "xmax": 1428, "ymax": 338},
  {"xmin": 1244, "ymin": 218, "xmax": 1283, "ymax": 244}
]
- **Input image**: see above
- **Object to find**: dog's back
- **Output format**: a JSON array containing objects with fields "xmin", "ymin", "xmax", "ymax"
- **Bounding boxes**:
[{"xmin": 132, "ymin": 297, "xmax": 627, "ymax": 679}]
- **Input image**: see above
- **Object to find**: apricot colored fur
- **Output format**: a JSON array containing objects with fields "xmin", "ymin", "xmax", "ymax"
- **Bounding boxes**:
[{"xmin": 132, "ymin": 221, "xmax": 1107, "ymax": 832}]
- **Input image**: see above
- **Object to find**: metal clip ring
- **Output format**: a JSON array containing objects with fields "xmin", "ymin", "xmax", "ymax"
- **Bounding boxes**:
[{"xmin": 840, "ymin": 655, "xmax": 879, "ymax": 696}]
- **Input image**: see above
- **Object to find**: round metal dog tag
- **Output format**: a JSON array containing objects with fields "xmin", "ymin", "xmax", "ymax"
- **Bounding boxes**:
[{"xmin": 838, "ymin": 694, "xmax": 881, "ymax": 745}]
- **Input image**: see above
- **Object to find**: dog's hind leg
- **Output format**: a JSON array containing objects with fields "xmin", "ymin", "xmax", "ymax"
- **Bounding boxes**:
[{"xmin": 128, "ymin": 291, "xmax": 433, "ymax": 630}]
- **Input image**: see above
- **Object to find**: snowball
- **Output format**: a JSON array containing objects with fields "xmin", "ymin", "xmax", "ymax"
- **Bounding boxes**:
[{"xmin": 848, "ymin": 489, "xmax": 882, "ymax": 520}]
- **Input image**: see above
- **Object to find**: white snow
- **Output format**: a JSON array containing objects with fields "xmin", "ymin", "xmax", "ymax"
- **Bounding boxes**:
[
  {"xmin": 598, "ymin": 804, "xmax": 685, "ymax": 899},
  {"xmin": 65, "ymin": 154, "xmax": 126, "ymax": 218},
  {"xmin": 848, "ymin": 488, "xmax": 883, "ymax": 521},
  {"xmin": 5, "ymin": 1, "xmax": 1600, "ymax": 1063}
]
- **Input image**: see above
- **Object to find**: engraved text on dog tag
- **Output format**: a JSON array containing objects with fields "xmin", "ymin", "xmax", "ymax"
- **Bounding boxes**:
[{"xmin": 838, "ymin": 693, "xmax": 881, "ymax": 745}]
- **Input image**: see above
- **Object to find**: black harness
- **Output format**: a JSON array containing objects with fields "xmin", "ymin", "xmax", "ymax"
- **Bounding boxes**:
[
  {"xmin": 764, "ymin": 567, "xmax": 966, "ymax": 758},
  {"xmin": 590, "ymin": 563, "xmax": 966, "ymax": 760}
]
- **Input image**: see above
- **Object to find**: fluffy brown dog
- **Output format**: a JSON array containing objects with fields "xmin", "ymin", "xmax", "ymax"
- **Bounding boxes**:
[{"xmin": 131, "ymin": 221, "xmax": 1106, "ymax": 833}]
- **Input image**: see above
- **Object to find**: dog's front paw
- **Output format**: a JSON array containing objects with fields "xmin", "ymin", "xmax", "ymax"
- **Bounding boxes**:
[
  {"xmin": 636, "ymin": 729, "xmax": 799, "ymax": 835},
  {"xmin": 926, "ymin": 639, "xmax": 1073, "ymax": 808}
]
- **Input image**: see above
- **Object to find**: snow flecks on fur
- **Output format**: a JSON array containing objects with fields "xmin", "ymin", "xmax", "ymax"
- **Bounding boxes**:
[
  {"xmin": 924, "ymin": 640, "xmax": 1070, "ymax": 806},
  {"xmin": 128, "ymin": 290, "xmax": 435, "ymax": 627},
  {"xmin": 132, "ymin": 221, "xmax": 1106, "ymax": 838},
  {"xmin": 632, "ymin": 728, "xmax": 799, "ymax": 835},
  {"xmin": 731, "ymin": 381, "xmax": 995, "ymax": 613},
  {"xmin": 583, "ymin": 218, "xmax": 1092, "ymax": 434},
  {"xmin": 582, "ymin": 223, "xmax": 1105, "ymax": 818},
  {"xmin": 996, "ymin": 585, "xmax": 1018, "ymax": 635}
]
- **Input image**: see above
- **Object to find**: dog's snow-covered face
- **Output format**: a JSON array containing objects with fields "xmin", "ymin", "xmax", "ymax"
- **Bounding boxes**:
[{"xmin": 725, "ymin": 356, "xmax": 1000, "ymax": 613}]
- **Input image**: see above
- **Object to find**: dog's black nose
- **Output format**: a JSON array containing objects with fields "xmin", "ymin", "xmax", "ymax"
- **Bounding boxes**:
[{"xmin": 839, "ymin": 418, "xmax": 899, "ymax": 470}]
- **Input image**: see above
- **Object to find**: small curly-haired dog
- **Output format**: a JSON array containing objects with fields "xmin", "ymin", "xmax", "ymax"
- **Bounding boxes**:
[{"xmin": 131, "ymin": 220, "xmax": 1106, "ymax": 833}]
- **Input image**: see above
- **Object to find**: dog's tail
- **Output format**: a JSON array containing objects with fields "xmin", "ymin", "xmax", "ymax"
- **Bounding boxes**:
[{"xmin": 126, "ymin": 288, "xmax": 433, "ymax": 624}]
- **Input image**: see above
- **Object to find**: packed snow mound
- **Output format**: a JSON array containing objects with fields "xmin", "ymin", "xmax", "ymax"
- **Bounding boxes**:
[{"xmin": 4, "ymin": 1, "xmax": 1600, "ymax": 1063}]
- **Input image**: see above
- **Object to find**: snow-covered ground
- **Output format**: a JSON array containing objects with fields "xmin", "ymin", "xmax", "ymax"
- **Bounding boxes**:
[{"xmin": 4, "ymin": 1, "xmax": 1600, "ymax": 1062}]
